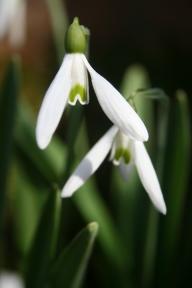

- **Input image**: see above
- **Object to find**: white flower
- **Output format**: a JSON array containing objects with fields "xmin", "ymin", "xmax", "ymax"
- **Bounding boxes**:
[
  {"xmin": 36, "ymin": 53, "xmax": 148, "ymax": 149},
  {"xmin": 0, "ymin": 0, "xmax": 26, "ymax": 47},
  {"xmin": 0, "ymin": 272, "xmax": 24, "ymax": 288},
  {"xmin": 61, "ymin": 126, "xmax": 166, "ymax": 215}
]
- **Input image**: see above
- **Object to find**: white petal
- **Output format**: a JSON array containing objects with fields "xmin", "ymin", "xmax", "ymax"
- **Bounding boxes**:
[
  {"xmin": 119, "ymin": 162, "xmax": 133, "ymax": 181},
  {"xmin": 9, "ymin": 0, "xmax": 26, "ymax": 47},
  {"xmin": 133, "ymin": 141, "xmax": 167, "ymax": 214},
  {"xmin": 36, "ymin": 54, "xmax": 73, "ymax": 149},
  {"xmin": 81, "ymin": 55, "xmax": 148, "ymax": 142},
  {"xmin": 0, "ymin": 0, "xmax": 13, "ymax": 38},
  {"xmin": 62, "ymin": 126, "xmax": 118, "ymax": 197},
  {"xmin": 68, "ymin": 54, "xmax": 89, "ymax": 105},
  {"xmin": 0, "ymin": 272, "xmax": 24, "ymax": 288}
]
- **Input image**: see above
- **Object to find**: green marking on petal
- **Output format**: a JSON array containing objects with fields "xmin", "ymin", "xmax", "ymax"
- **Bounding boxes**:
[
  {"xmin": 114, "ymin": 148, "xmax": 124, "ymax": 162},
  {"xmin": 123, "ymin": 149, "xmax": 131, "ymax": 164},
  {"xmin": 69, "ymin": 84, "xmax": 88, "ymax": 105},
  {"xmin": 114, "ymin": 147, "xmax": 131, "ymax": 164}
]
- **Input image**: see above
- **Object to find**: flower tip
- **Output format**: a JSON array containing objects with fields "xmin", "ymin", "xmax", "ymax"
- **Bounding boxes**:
[
  {"xmin": 61, "ymin": 192, "xmax": 71, "ymax": 199},
  {"xmin": 143, "ymin": 128, "xmax": 149, "ymax": 142},
  {"xmin": 36, "ymin": 131, "xmax": 50, "ymax": 150},
  {"xmin": 73, "ymin": 17, "xmax": 80, "ymax": 25},
  {"xmin": 161, "ymin": 203, "xmax": 167, "ymax": 215},
  {"xmin": 88, "ymin": 222, "xmax": 99, "ymax": 235},
  {"xmin": 135, "ymin": 126, "xmax": 149, "ymax": 142},
  {"xmin": 156, "ymin": 198, "xmax": 167, "ymax": 215},
  {"xmin": 37, "ymin": 140, "xmax": 48, "ymax": 150},
  {"xmin": 61, "ymin": 184, "xmax": 74, "ymax": 198}
]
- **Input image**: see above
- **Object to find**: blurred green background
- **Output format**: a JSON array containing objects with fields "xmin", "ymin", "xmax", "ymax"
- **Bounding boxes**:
[{"xmin": 0, "ymin": 0, "xmax": 191, "ymax": 287}]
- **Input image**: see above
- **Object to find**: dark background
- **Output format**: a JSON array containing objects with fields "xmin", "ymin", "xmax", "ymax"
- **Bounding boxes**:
[
  {"xmin": 1, "ymin": 0, "xmax": 191, "ymax": 105},
  {"xmin": 66, "ymin": 0, "xmax": 192, "ymax": 100}
]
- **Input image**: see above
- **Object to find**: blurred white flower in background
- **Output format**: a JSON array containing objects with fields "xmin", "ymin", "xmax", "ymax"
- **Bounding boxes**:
[
  {"xmin": 0, "ymin": 0, "xmax": 26, "ymax": 47},
  {"xmin": 0, "ymin": 272, "xmax": 24, "ymax": 288},
  {"xmin": 62, "ymin": 126, "xmax": 167, "ymax": 215}
]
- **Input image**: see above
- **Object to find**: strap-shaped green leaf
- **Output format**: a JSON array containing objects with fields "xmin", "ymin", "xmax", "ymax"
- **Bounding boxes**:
[
  {"xmin": 15, "ymin": 103, "xmax": 66, "ymax": 186},
  {"xmin": 49, "ymin": 222, "xmax": 98, "ymax": 288},
  {"xmin": 0, "ymin": 58, "xmax": 20, "ymax": 229},
  {"xmin": 16, "ymin": 104, "xmax": 125, "ymax": 269},
  {"xmin": 25, "ymin": 187, "xmax": 61, "ymax": 288},
  {"xmin": 46, "ymin": 0, "xmax": 68, "ymax": 61},
  {"xmin": 116, "ymin": 66, "xmax": 152, "ymax": 284},
  {"xmin": 158, "ymin": 90, "xmax": 191, "ymax": 285},
  {"xmin": 73, "ymin": 122, "xmax": 126, "ymax": 269}
]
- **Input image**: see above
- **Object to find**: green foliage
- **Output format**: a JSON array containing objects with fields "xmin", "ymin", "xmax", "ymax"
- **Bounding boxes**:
[
  {"xmin": 0, "ymin": 58, "xmax": 20, "ymax": 230},
  {"xmin": 49, "ymin": 222, "xmax": 98, "ymax": 288},
  {"xmin": 46, "ymin": 0, "xmax": 68, "ymax": 61},
  {"xmin": 25, "ymin": 187, "xmax": 61, "ymax": 288},
  {"xmin": 0, "ymin": 4, "xmax": 191, "ymax": 288},
  {"xmin": 158, "ymin": 90, "xmax": 191, "ymax": 286}
]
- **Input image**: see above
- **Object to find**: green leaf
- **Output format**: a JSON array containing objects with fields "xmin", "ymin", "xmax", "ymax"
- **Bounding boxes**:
[
  {"xmin": 25, "ymin": 187, "xmax": 61, "ymax": 288},
  {"xmin": 63, "ymin": 105, "xmax": 83, "ymax": 180},
  {"xmin": 121, "ymin": 64, "xmax": 150, "ymax": 96},
  {"xmin": 121, "ymin": 64, "xmax": 155, "ymax": 144},
  {"xmin": 15, "ymin": 103, "xmax": 66, "ymax": 186},
  {"xmin": 49, "ymin": 222, "xmax": 98, "ymax": 288},
  {"xmin": 12, "ymin": 161, "xmax": 48, "ymax": 256},
  {"xmin": 14, "ymin": 103, "xmax": 65, "ymax": 255},
  {"xmin": 46, "ymin": 0, "xmax": 68, "ymax": 62},
  {"xmin": 16, "ymin": 101, "xmax": 124, "ymax": 269},
  {"xmin": 134, "ymin": 88, "xmax": 168, "ymax": 101},
  {"xmin": 118, "ymin": 65, "xmax": 151, "ymax": 261},
  {"xmin": 141, "ymin": 89, "xmax": 169, "ymax": 288},
  {"xmin": 73, "ymin": 122, "xmax": 126, "ymax": 269},
  {"xmin": 74, "ymin": 181, "xmax": 125, "ymax": 269},
  {"xmin": 0, "ymin": 58, "xmax": 20, "ymax": 229},
  {"xmin": 115, "ymin": 65, "xmax": 167, "ymax": 287},
  {"xmin": 141, "ymin": 207, "xmax": 159, "ymax": 288},
  {"xmin": 158, "ymin": 90, "xmax": 191, "ymax": 285}
]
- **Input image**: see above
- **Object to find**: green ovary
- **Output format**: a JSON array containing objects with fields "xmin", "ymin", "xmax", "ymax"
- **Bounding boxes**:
[
  {"xmin": 69, "ymin": 84, "xmax": 87, "ymax": 104},
  {"xmin": 114, "ymin": 148, "xmax": 131, "ymax": 164}
]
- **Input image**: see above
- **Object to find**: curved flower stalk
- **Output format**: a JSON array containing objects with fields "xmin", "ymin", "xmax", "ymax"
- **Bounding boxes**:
[
  {"xmin": 0, "ymin": 0, "xmax": 26, "ymax": 47},
  {"xmin": 36, "ymin": 18, "xmax": 148, "ymax": 149},
  {"xmin": 0, "ymin": 272, "xmax": 24, "ymax": 288},
  {"xmin": 61, "ymin": 126, "xmax": 166, "ymax": 215}
]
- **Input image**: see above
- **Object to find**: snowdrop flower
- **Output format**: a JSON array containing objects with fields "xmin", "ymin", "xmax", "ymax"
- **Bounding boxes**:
[
  {"xmin": 36, "ymin": 18, "xmax": 148, "ymax": 149},
  {"xmin": 62, "ymin": 126, "xmax": 166, "ymax": 214},
  {"xmin": 0, "ymin": 0, "xmax": 26, "ymax": 47},
  {"xmin": 0, "ymin": 272, "xmax": 24, "ymax": 288}
]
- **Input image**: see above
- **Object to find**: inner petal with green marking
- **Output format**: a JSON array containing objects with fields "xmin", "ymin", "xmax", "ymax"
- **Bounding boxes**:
[
  {"xmin": 110, "ymin": 130, "xmax": 132, "ymax": 166},
  {"xmin": 68, "ymin": 84, "xmax": 88, "ymax": 105},
  {"xmin": 68, "ymin": 54, "xmax": 89, "ymax": 106},
  {"xmin": 113, "ymin": 147, "xmax": 131, "ymax": 165}
]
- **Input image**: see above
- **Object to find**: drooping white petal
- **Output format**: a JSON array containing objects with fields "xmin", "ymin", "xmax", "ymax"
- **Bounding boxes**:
[
  {"xmin": 110, "ymin": 130, "xmax": 132, "ymax": 165},
  {"xmin": 132, "ymin": 141, "xmax": 167, "ymax": 214},
  {"xmin": 119, "ymin": 162, "xmax": 133, "ymax": 181},
  {"xmin": 68, "ymin": 54, "xmax": 89, "ymax": 105},
  {"xmin": 0, "ymin": 272, "xmax": 24, "ymax": 288},
  {"xmin": 9, "ymin": 0, "xmax": 26, "ymax": 47},
  {"xmin": 62, "ymin": 126, "xmax": 118, "ymax": 198},
  {"xmin": 0, "ymin": 0, "xmax": 15, "ymax": 38},
  {"xmin": 81, "ymin": 55, "xmax": 148, "ymax": 142},
  {"xmin": 36, "ymin": 54, "xmax": 73, "ymax": 149}
]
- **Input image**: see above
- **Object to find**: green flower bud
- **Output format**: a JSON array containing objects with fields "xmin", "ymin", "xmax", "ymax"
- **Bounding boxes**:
[{"xmin": 65, "ymin": 17, "xmax": 89, "ymax": 53}]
